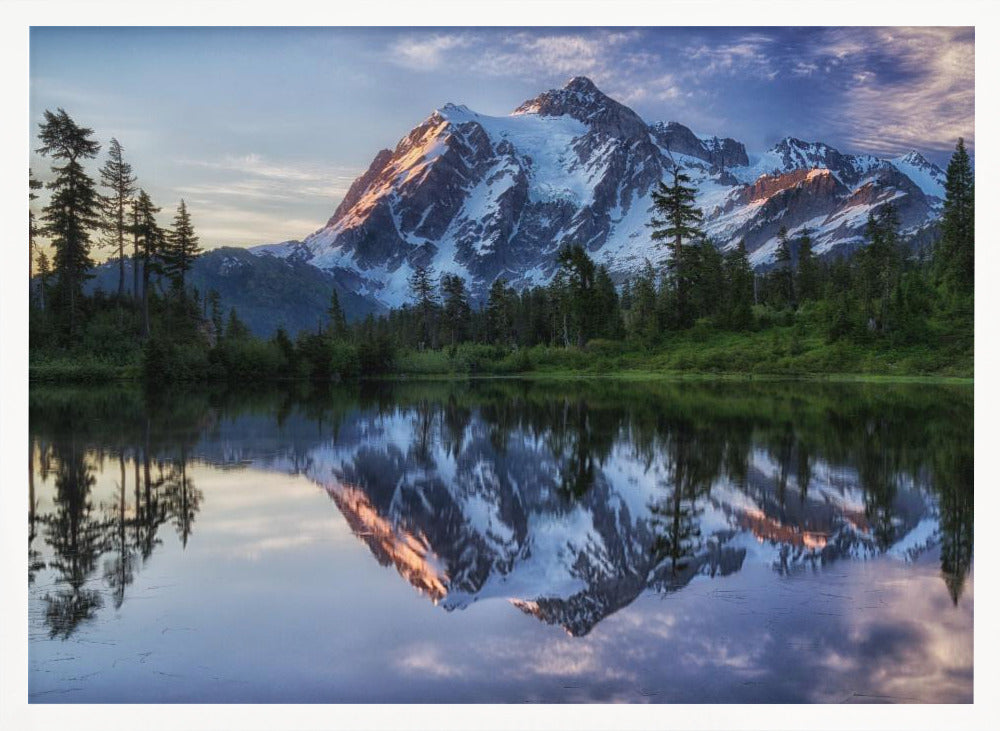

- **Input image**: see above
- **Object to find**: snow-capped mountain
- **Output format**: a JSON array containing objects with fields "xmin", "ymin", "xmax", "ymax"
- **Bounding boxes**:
[{"xmin": 252, "ymin": 76, "xmax": 946, "ymax": 307}]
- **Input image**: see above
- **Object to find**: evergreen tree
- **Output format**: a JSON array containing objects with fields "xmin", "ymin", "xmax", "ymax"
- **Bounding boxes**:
[
  {"xmin": 772, "ymin": 226, "xmax": 795, "ymax": 309},
  {"xmin": 224, "ymin": 307, "xmax": 250, "ymax": 340},
  {"xmin": 593, "ymin": 265, "xmax": 623, "ymax": 339},
  {"xmin": 98, "ymin": 138, "xmax": 138, "ymax": 300},
  {"xmin": 934, "ymin": 137, "xmax": 974, "ymax": 300},
  {"xmin": 326, "ymin": 289, "xmax": 349, "ymax": 340},
  {"xmin": 628, "ymin": 261, "xmax": 659, "ymax": 343},
  {"xmin": 132, "ymin": 190, "xmax": 165, "ymax": 338},
  {"xmin": 859, "ymin": 204, "xmax": 902, "ymax": 334},
  {"xmin": 650, "ymin": 166, "xmax": 704, "ymax": 328},
  {"xmin": 824, "ymin": 255, "xmax": 855, "ymax": 342},
  {"xmin": 162, "ymin": 199, "xmax": 201, "ymax": 292},
  {"xmin": 36, "ymin": 108, "xmax": 102, "ymax": 337},
  {"xmin": 555, "ymin": 244, "xmax": 598, "ymax": 346},
  {"xmin": 486, "ymin": 277, "xmax": 516, "ymax": 346},
  {"xmin": 36, "ymin": 251, "xmax": 52, "ymax": 311},
  {"xmin": 408, "ymin": 263, "xmax": 438, "ymax": 348},
  {"xmin": 795, "ymin": 229, "xmax": 819, "ymax": 303},
  {"xmin": 693, "ymin": 237, "xmax": 724, "ymax": 321},
  {"xmin": 272, "ymin": 326, "xmax": 296, "ymax": 376},
  {"xmin": 440, "ymin": 274, "xmax": 471, "ymax": 346},
  {"xmin": 29, "ymin": 169, "xmax": 43, "ymax": 286},
  {"xmin": 207, "ymin": 290, "xmax": 223, "ymax": 342},
  {"xmin": 722, "ymin": 241, "xmax": 754, "ymax": 330},
  {"xmin": 619, "ymin": 277, "xmax": 633, "ymax": 311}
]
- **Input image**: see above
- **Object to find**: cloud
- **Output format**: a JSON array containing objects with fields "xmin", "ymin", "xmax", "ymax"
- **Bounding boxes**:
[
  {"xmin": 386, "ymin": 29, "xmax": 646, "ymax": 89},
  {"xmin": 687, "ymin": 34, "xmax": 779, "ymax": 80},
  {"xmin": 389, "ymin": 33, "xmax": 475, "ymax": 71},
  {"xmin": 812, "ymin": 27, "xmax": 974, "ymax": 155},
  {"xmin": 177, "ymin": 205, "xmax": 323, "ymax": 247},
  {"xmin": 181, "ymin": 153, "xmax": 359, "ymax": 188},
  {"xmin": 173, "ymin": 154, "xmax": 362, "ymax": 245}
]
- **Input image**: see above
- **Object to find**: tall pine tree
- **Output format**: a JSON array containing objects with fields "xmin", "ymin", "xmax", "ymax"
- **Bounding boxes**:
[
  {"xmin": 162, "ymin": 199, "xmax": 201, "ymax": 292},
  {"xmin": 440, "ymin": 274, "xmax": 471, "ymax": 346},
  {"xmin": 772, "ymin": 225, "xmax": 795, "ymax": 309},
  {"xmin": 98, "ymin": 138, "xmax": 138, "ymax": 300},
  {"xmin": 859, "ymin": 204, "xmax": 902, "ymax": 334},
  {"xmin": 486, "ymin": 277, "xmax": 515, "ymax": 346},
  {"xmin": 36, "ymin": 109, "xmax": 101, "ymax": 337},
  {"xmin": 327, "ymin": 289, "xmax": 348, "ymax": 340},
  {"xmin": 722, "ymin": 241, "xmax": 754, "ymax": 330},
  {"xmin": 795, "ymin": 229, "xmax": 819, "ymax": 303},
  {"xmin": 555, "ymin": 244, "xmax": 598, "ymax": 346},
  {"xmin": 408, "ymin": 263, "xmax": 438, "ymax": 348},
  {"xmin": 133, "ymin": 190, "xmax": 165, "ymax": 338},
  {"xmin": 934, "ymin": 137, "xmax": 974, "ymax": 301},
  {"xmin": 650, "ymin": 166, "xmax": 704, "ymax": 329},
  {"xmin": 29, "ymin": 169, "xmax": 43, "ymax": 286}
]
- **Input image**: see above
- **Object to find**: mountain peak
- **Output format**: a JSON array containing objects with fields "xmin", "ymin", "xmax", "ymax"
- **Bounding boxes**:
[
  {"xmin": 898, "ymin": 150, "xmax": 931, "ymax": 167},
  {"xmin": 771, "ymin": 137, "xmax": 831, "ymax": 153},
  {"xmin": 511, "ymin": 76, "xmax": 648, "ymax": 140},
  {"xmin": 513, "ymin": 76, "xmax": 615, "ymax": 117},
  {"xmin": 563, "ymin": 75, "xmax": 600, "ymax": 94}
]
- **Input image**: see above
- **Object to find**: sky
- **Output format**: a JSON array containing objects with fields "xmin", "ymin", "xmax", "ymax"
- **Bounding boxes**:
[{"xmin": 29, "ymin": 26, "xmax": 975, "ymax": 256}]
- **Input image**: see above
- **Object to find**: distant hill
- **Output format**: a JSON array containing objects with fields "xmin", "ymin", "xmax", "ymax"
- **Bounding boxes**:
[{"xmin": 84, "ymin": 247, "xmax": 384, "ymax": 337}]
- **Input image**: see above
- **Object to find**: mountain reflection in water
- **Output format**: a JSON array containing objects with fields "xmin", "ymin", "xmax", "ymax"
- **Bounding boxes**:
[{"xmin": 29, "ymin": 379, "xmax": 972, "ymax": 644}]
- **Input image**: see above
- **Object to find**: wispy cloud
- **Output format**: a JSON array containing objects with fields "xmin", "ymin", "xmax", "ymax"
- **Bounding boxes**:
[
  {"xmin": 180, "ymin": 154, "xmax": 359, "ymax": 189},
  {"xmin": 182, "ymin": 205, "xmax": 324, "ymax": 248},
  {"xmin": 808, "ymin": 27, "xmax": 974, "ymax": 155},
  {"xmin": 687, "ymin": 34, "xmax": 779, "ymax": 80},
  {"xmin": 389, "ymin": 33, "xmax": 475, "ymax": 71},
  {"xmin": 172, "ymin": 154, "xmax": 362, "ymax": 245},
  {"xmin": 386, "ymin": 29, "xmax": 645, "ymax": 89},
  {"xmin": 35, "ymin": 153, "xmax": 341, "ymax": 253}
]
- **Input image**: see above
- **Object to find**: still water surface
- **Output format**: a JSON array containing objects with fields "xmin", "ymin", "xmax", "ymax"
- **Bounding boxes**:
[{"xmin": 28, "ymin": 379, "xmax": 973, "ymax": 703}]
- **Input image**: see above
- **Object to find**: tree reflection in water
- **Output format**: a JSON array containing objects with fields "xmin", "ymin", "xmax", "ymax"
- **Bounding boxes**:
[
  {"xmin": 29, "ymin": 379, "xmax": 973, "ymax": 638},
  {"xmin": 31, "ymin": 389, "xmax": 206, "ymax": 637}
]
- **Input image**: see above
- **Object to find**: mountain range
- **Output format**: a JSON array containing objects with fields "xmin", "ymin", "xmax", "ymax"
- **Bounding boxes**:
[
  {"xmin": 87, "ymin": 76, "xmax": 947, "ymax": 335},
  {"xmin": 250, "ymin": 75, "xmax": 946, "ymax": 312}
]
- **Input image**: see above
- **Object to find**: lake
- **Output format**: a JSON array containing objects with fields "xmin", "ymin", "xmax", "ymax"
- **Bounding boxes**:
[{"xmin": 27, "ymin": 378, "xmax": 973, "ymax": 703}]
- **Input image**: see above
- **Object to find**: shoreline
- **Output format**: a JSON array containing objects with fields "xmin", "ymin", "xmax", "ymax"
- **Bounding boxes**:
[{"xmin": 28, "ymin": 366, "xmax": 974, "ymax": 387}]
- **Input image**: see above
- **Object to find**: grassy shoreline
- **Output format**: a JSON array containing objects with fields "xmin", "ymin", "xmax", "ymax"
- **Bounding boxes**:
[
  {"xmin": 29, "ymin": 354, "xmax": 973, "ymax": 385},
  {"xmin": 30, "ymin": 314, "xmax": 973, "ymax": 384}
]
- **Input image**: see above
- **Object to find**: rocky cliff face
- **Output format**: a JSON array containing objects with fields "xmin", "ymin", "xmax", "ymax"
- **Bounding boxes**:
[{"xmin": 252, "ymin": 76, "xmax": 946, "ymax": 305}]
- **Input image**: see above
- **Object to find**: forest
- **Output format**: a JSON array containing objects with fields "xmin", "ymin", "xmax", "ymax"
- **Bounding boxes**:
[{"xmin": 29, "ymin": 109, "xmax": 974, "ymax": 382}]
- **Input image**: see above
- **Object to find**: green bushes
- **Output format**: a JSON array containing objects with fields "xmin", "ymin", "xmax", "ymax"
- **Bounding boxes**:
[
  {"xmin": 143, "ymin": 337, "xmax": 211, "ymax": 382},
  {"xmin": 329, "ymin": 341, "xmax": 361, "ymax": 379},
  {"xmin": 208, "ymin": 338, "xmax": 287, "ymax": 382}
]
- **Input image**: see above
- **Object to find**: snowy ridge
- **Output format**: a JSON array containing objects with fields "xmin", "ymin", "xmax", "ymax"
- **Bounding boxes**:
[{"xmin": 250, "ymin": 77, "xmax": 948, "ymax": 305}]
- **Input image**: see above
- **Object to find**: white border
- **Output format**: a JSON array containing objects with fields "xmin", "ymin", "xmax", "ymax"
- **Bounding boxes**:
[{"xmin": 1, "ymin": 2, "xmax": 996, "ymax": 729}]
